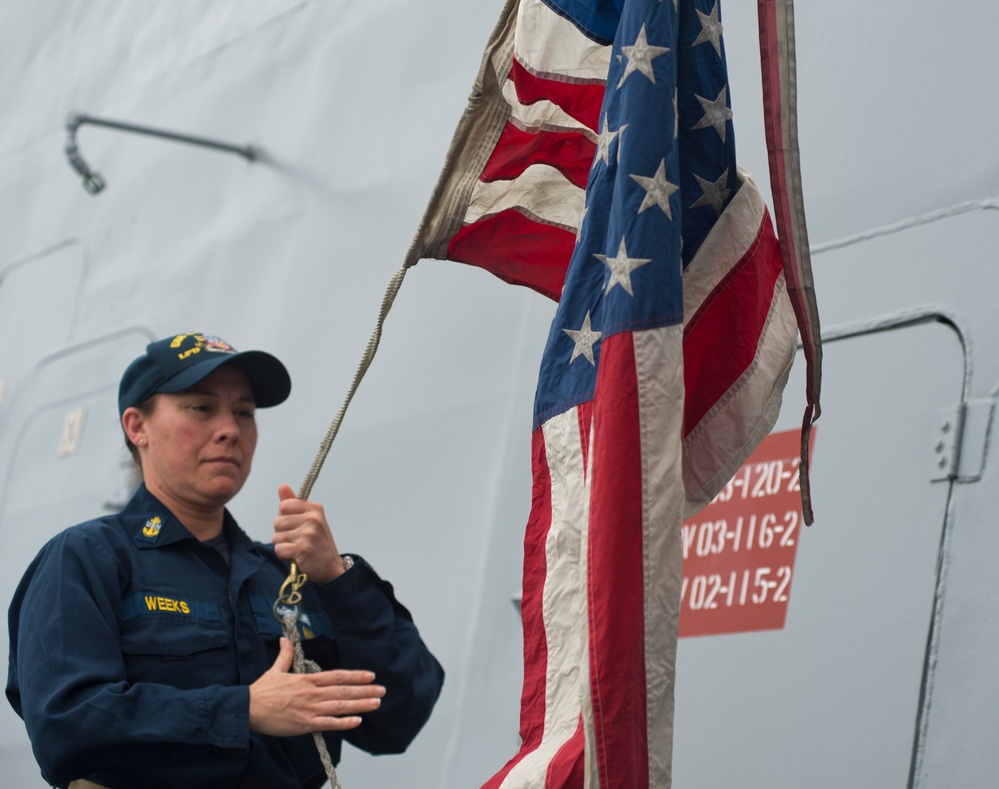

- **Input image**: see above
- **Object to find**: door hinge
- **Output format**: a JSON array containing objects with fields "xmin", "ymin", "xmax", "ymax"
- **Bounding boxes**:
[{"xmin": 930, "ymin": 399, "xmax": 995, "ymax": 483}]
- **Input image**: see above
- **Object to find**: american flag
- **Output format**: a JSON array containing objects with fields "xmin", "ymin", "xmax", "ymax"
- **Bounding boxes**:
[{"xmin": 408, "ymin": 0, "xmax": 816, "ymax": 785}]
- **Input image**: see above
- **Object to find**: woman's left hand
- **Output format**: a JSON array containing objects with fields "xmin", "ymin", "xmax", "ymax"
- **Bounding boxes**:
[{"xmin": 272, "ymin": 484, "xmax": 348, "ymax": 584}]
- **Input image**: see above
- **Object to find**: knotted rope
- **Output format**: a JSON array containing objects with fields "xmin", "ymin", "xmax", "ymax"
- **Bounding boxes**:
[{"xmin": 279, "ymin": 611, "xmax": 342, "ymax": 789}]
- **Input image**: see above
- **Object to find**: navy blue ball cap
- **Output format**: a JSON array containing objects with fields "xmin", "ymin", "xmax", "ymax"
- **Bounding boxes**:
[{"xmin": 118, "ymin": 332, "xmax": 291, "ymax": 417}]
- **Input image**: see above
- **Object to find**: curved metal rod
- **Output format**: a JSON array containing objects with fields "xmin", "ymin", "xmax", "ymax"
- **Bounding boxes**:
[{"xmin": 64, "ymin": 111, "xmax": 256, "ymax": 194}]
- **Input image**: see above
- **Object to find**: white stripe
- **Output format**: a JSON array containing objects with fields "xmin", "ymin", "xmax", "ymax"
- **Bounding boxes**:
[
  {"xmin": 464, "ymin": 163, "xmax": 585, "ymax": 231},
  {"xmin": 503, "ymin": 78, "xmax": 596, "ymax": 138},
  {"xmin": 515, "ymin": 0, "xmax": 611, "ymax": 82},
  {"xmin": 682, "ymin": 167, "xmax": 767, "ymax": 323},
  {"xmin": 500, "ymin": 408, "xmax": 591, "ymax": 788},
  {"xmin": 635, "ymin": 326, "xmax": 686, "ymax": 788}
]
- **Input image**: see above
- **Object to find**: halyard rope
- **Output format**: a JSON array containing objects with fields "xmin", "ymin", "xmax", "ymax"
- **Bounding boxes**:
[
  {"xmin": 275, "ymin": 259, "xmax": 414, "ymax": 787},
  {"xmin": 297, "ymin": 262, "xmax": 410, "ymax": 501}
]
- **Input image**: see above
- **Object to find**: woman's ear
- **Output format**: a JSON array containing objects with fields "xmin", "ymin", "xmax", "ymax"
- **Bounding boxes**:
[{"xmin": 122, "ymin": 407, "xmax": 147, "ymax": 447}]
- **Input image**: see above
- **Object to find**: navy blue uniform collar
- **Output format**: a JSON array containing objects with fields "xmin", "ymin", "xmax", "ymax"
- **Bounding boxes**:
[{"xmin": 122, "ymin": 484, "xmax": 257, "ymax": 556}]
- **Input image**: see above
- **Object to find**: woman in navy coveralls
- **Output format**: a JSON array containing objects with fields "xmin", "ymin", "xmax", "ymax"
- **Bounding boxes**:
[{"xmin": 6, "ymin": 332, "xmax": 444, "ymax": 789}]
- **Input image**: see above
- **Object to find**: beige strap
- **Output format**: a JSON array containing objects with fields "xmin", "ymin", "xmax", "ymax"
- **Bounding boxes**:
[{"xmin": 68, "ymin": 780, "xmax": 109, "ymax": 789}]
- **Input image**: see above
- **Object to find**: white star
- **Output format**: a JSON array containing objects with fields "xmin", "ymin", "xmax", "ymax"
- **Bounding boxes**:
[
  {"xmin": 630, "ymin": 159, "xmax": 679, "ymax": 219},
  {"xmin": 690, "ymin": 169, "xmax": 731, "ymax": 216},
  {"xmin": 563, "ymin": 311, "xmax": 602, "ymax": 366},
  {"xmin": 594, "ymin": 115, "xmax": 627, "ymax": 166},
  {"xmin": 595, "ymin": 239, "xmax": 653, "ymax": 297},
  {"xmin": 692, "ymin": 86, "xmax": 733, "ymax": 142},
  {"xmin": 617, "ymin": 24, "xmax": 671, "ymax": 88},
  {"xmin": 693, "ymin": 2, "xmax": 724, "ymax": 57}
]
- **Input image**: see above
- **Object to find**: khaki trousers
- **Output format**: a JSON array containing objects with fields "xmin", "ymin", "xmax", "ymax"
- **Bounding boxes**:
[{"xmin": 68, "ymin": 780, "xmax": 109, "ymax": 789}]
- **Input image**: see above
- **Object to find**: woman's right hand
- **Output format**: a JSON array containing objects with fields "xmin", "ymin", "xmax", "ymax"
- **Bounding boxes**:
[{"xmin": 248, "ymin": 638, "xmax": 386, "ymax": 736}]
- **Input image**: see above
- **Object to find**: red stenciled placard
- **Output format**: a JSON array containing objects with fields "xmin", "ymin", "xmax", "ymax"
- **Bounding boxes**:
[{"xmin": 678, "ymin": 429, "xmax": 815, "ymax": 638}]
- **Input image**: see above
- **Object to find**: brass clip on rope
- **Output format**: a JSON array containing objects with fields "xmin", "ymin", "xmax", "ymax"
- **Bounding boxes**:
[{"xmin": 272, "ymin": 560, "xmax": 308, "ymax": 624}]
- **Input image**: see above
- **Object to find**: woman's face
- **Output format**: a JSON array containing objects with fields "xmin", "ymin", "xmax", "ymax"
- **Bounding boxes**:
[{"xmin": 128, "ymin": 365, "xmax": 258, "ymax": 515}]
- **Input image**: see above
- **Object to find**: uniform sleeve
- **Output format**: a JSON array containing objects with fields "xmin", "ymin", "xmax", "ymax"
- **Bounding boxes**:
[
  {"xmin": 5, "ymin": 530, "xmax": 249, "ymax": 787},
  {"xmin": 312, "ymin": 555, "xmax": 444, "ymax": 755}
]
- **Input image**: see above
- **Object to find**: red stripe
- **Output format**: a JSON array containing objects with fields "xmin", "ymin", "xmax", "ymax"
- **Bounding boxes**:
[
  {"xmin": 757, "ymin": 0, "xmax": 813, "ymax": 349},
  {"xmin": 759, "ymin": 0, "xmax": 821, "ymax": 525},
  {"xmin": 576, "ymin": 402, "xmax": 592, "ymax": 483},
  {"xmin": 448, "ymin": 211, "xmax": 575, "ymax": 301},
  {"xmin": 511, "ymin": 58, "xmax": 604, "ymax": 132},
  {"xmin": 587, "ymin": 332, "xmax": 648, "ymax": 789},
  {"xmin": 545, "ymin": 715, "xmax": 586, "ymax": 789},
  {"xmin": 682, "ymin": 212, "xmax": 783, "ymax": 435},
  {"xmin": 482, "ymin": 427, "xmax": 555, "ymax": 789},
  {"xmin": 757, "ymin": 0, "xmax": 794, "ymax": 287},
  {"xmin": 757, "ymin": 2, "xmax": 786, "ymax": 230},
  {"xmin": 481, "ymin": 121, "xmax": 595, "ymax": 189}
]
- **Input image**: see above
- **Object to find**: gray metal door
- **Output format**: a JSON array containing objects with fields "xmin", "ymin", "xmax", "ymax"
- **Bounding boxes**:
[{"xmin": 673, "ymin": 320, "xmax": 963, "ymax": 788}]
